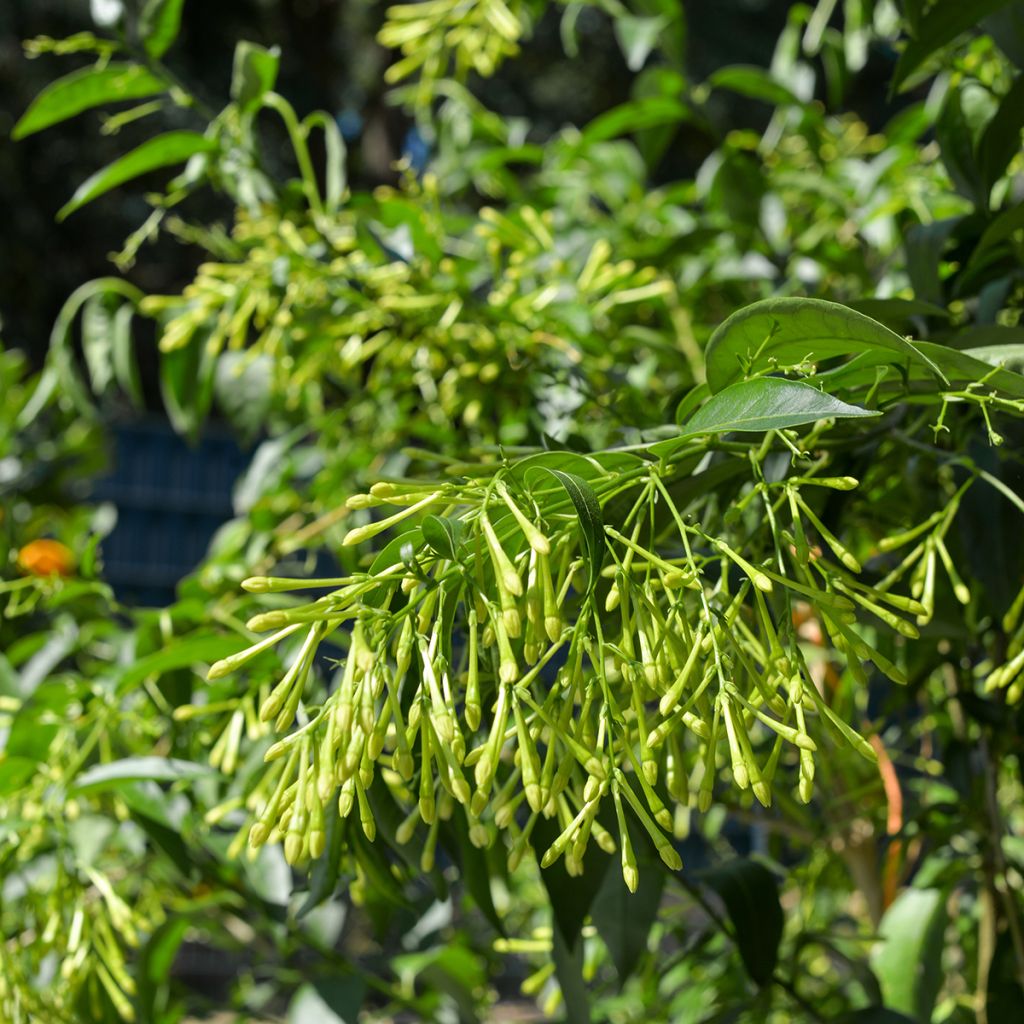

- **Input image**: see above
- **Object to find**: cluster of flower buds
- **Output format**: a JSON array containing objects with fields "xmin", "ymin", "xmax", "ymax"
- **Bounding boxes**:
[{"xmin": 196, "ymin": 437, "xmax": 965, "ymax": 893}]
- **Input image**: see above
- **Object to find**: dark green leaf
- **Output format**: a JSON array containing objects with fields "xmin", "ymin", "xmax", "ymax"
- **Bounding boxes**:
[
  {"xmin": 552, "ymin": 922, "xmax": 590, "ymax": 1024},
  {"xmin": 846, "ymin": 298, "xmax": 950, "ymax": 327},
  {"xmin": 869, "ymin": 887, "xmax": 947, "ymax": 1022},
  {"xmin": 704, "ymin": 298, "xmax": 942, "ymax": 393},
  {"xmin": 977, "ymin": 74, "xmax": 1024, "ymax": 193},
  {"xmin": 421, "ymin": 514, "xmax": 465, "ymax": 562},
  {"xmin": 441, "ymin": 813, "xmax": 506, "ymax": 936},
  {"xmin": 140, "ymin": 0, "xmax": 186, "ymax": 58},
  {"xmin": 590, "ymin": 821, "xmax": 664, "ymax": 982},
  {"xmin": 72, "ymin": 757, "xmax": 214, "ymax": 793},
  {"xmin": 700, "ymin": 858, "xmax": 784, "ymax": 986},
  {"xmin": 529, "ymin": 812, "xmax": 611, "ymax": 949},
  {"xmin": 288, "ymin": 977, "xmax": 366, "ymax": 1024},
  {"xmin": 892, "ymin": 0, "xmax": 1018, "ymax": 91},
  {"xmin": 13, "ymin": 63, "xmax": 166, "ymax": 140},
  {"xmin": 58, "ymin": 131, "xmax": 216, "ymax": 220},
  {"xmin": 530, "ymin": 469, "xmax": 604, "ymax": 594},
  {"xmin": 231, "ymin": 41, "xmax": 281, "ymax": 114}
]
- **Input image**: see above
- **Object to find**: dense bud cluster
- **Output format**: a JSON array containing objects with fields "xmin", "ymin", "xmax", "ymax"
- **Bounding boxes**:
[{"xmin": 191, "ymin": 431, "xmax": 978, "ymax": 892}]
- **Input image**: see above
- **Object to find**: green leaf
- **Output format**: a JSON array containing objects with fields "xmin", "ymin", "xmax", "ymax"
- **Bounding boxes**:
[
  {"xmin": 552, "ymin": 923, "xmax": 590, "ymax": 1024},
  {"xmin": 838, "ymin": 1012, "xmax": 916, "ymax": 1024},
  {"xmin": 231, "ymin": 41, "xmax": 281, "ymax": 113},
  {"xmin": 81, "ymin": 295, "xmax": 117, "ymax": 396},
  {"xmin": 590, "ymin": 821, "xmax": 664, "ymax": 982},
  {"xmin": 892, "ymin": 0, "xmax": 1018, "ymax": 91},
  {"xmin": 159, "ymin": 322, "xmax": 219, "ymax": 439},
  {"xmin": 140, "ymin": 0, "xmax": 186, "ymax": 58},
  {"xmin": 116, "ymin": 633, "xmax": 240, "ymax": 694},
  {"xmin": 72, "ymin": 757, "xmax": 214, "ymax": 793},
  {"xmin": 645, "ymin": 378, "xmax": 878, "ymax": 458},
  {"xmin": 582, "ymin": 95, "xmax": 690, "ymax": 144},
  {"xmin": 530, "ymin": 469, "xmax": 604, "ymax": 594},
  {"xmin": 421, "ymin": 514, "xmax": 465, "ymax": 562},
  {"xmin": 110, "ymin": 301, "xmax": 143, "ymax": 407},
  {"xmin": 700, "ymin": 858, "xmax": 784, "ymax": 986},
  {"xmin": 870, "ymin": 888, "xmax": 947, "ymax": 1022},
  {"xmin": 613, "ymin": 15, "xmax": 668, "ymax": 72},
  {"xmin": 58, "ymin": 131, "xmax": 216, "ymax": 220},
  {"xmin": 215, "ymin": 352, "xmax": 272, "ymax": 442},
  {"xmin": 13, "ymin": 63, "xmax": 166, "ymax": 140},
  {"xmin": 441, "ymin": 813, "xmax": 506, "ymax": 936},
  {"xmin": 288, "ymin": 977, "xmax": 366, "ymax": 1024},
  {"xmin": 707, "ymin": 65, "xmax": 802, "ymax": 106},
  {"xmin": 977, "ymin": 74, "xmax": 1024, "ymax": 193},
  {"xmin": 704, "ymin": 297, "xmax": 943, "ymax": 393},
  {"xmin": 529, "ymin": 812, "xmax": 611, "ymax": 949}
]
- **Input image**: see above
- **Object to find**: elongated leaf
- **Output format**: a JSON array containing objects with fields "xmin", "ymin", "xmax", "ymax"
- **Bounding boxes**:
[
  {"xmin": 552, "ymin": 923, "xmax": 590, "ymax": 1024},
  {"xmin": 708, "ymin": 65, "xmax": 801, "ymax": 106},
  {"xmin": 700, "ymin": 858, "xmax": 784, "ymax": 986},
  {"xmin": 646, "ymin": 378, "xmax": 878, "ymax": 458},
  {"xmin": 704, "ymin": 298, "xmax": 942, "ymax": 392},
  {"xmin": 288, "ymin": 977, "xmax": 365, "ymax": 1024},
  {"xmin": 590, "ymin": 820, "xmax": 664, "ymax": 982},
  {"xmin": 582, "ymin": 96, "xmax": 690, "ymax": 143},
  {"xmin": 845, "ymin": 298, "xmax": 950, "ymax": 327},
  {"xmin": 72, "ymin": 757, "xmax": 213, "ymax": 793},
  {"xmin": 140, "ymin": 0, "xmax": 186, "ymax": 57},
  {"xmin": 530, "ymin": 469, "xmax": 604, "ymax": 593},
  {"xmin": 116, "ymin": 633, "xmax": 241, "ymax": 694},
  {"xmin": 421, "ymin": 514, "xmax": 465, "ymax": 562},
  {"xmin": 58, "ymin": 131, "xmax": 216, "ymax": 220},
  {"xmin": 870, "ymin": 888, "xmax": 947, "ymax": 1022},
  {"xmin": 839, "ymin": 1012, "xmax": 916, "ymax": 1024},
  {"xmin": 614, "ymin": 15, "xmax": 667, "ymax": 71},
  {"xmin": 13, "ymin": 63, "xmax": 166, "ymax": 139},
  {"xmin": 978, "ymin": 74, "xmax": 1024, "ymax": 192},
  {"xmin": 892, "ymin": 0, "xmax": 1018, "ymax": 91},
  {"xmin": 232, "ymin": 41, "xmax": 281, "ymax": 113}
]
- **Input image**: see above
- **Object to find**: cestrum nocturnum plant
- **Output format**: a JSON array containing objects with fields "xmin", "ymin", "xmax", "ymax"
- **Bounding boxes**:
[{"xmin": 186, "ymin": 298, "xmax": 1024, "ymax": 893}]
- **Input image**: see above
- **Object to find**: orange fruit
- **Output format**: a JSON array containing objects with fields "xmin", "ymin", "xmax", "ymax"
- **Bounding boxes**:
[{"xmin": 17, "ymin": 539, "xmax": 75, "ymax": 577}]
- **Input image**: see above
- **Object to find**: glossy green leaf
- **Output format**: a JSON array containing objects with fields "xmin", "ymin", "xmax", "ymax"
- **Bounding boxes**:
[
  {"xmin": 870, "ymin": 887, "xmax": 947, "ymax": 1022},
  {"xmin": 704, "ymin": 298, "xmax": 942, "ymax": 392},
  {"xmin": 646, "ymin": 378, "xmax": 878, "ymax": 458},
  {"xmin": 708, "ymin": 65, "xmax": 802, "ymax": 106},
  {"xmin": 422, "ymin": 514, "xmax": 465, "ymax": 562},
  {"xmin": 288, "ymin": 977, "xmax": 366, "ymax": 1024},
  {"xmin": 58, "ymin": 131, "xmax": 216, "ymax": 220},
  {"xmin": 13, "ymin": 63, "xmax": 166, "ymax": 140},
  {"xmin": 530, "ymin": 469, "xmax": 604, "ymax": 593},
  {"xmin": 700, "ymin": 858, "xmax": 784, "ymax": 986},
  {"xmin": 892, "ymin": 0, "xmax": 1018, "ymax": 90},
  {"xmin": 72, "ymin": 757, "xmax": 214, "ymax": 793},
  {"xmin": 231, "ymin": 41, "xmax": 281, "ymax": 113},
  {"xmin": 140, "ymin": 0, "xmax": 186, "ymax": 57}
]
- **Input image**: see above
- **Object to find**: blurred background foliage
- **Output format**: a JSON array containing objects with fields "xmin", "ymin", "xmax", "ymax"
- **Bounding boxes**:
[{"xmin": 2, "ymin": 1, "xmax": 1024, "ymax": 1023}]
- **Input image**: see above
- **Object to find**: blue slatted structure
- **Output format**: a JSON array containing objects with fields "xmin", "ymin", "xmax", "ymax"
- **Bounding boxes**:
[{"xmin": 91, "ymin": 421, "xmax": 250, "ymax": 606}]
